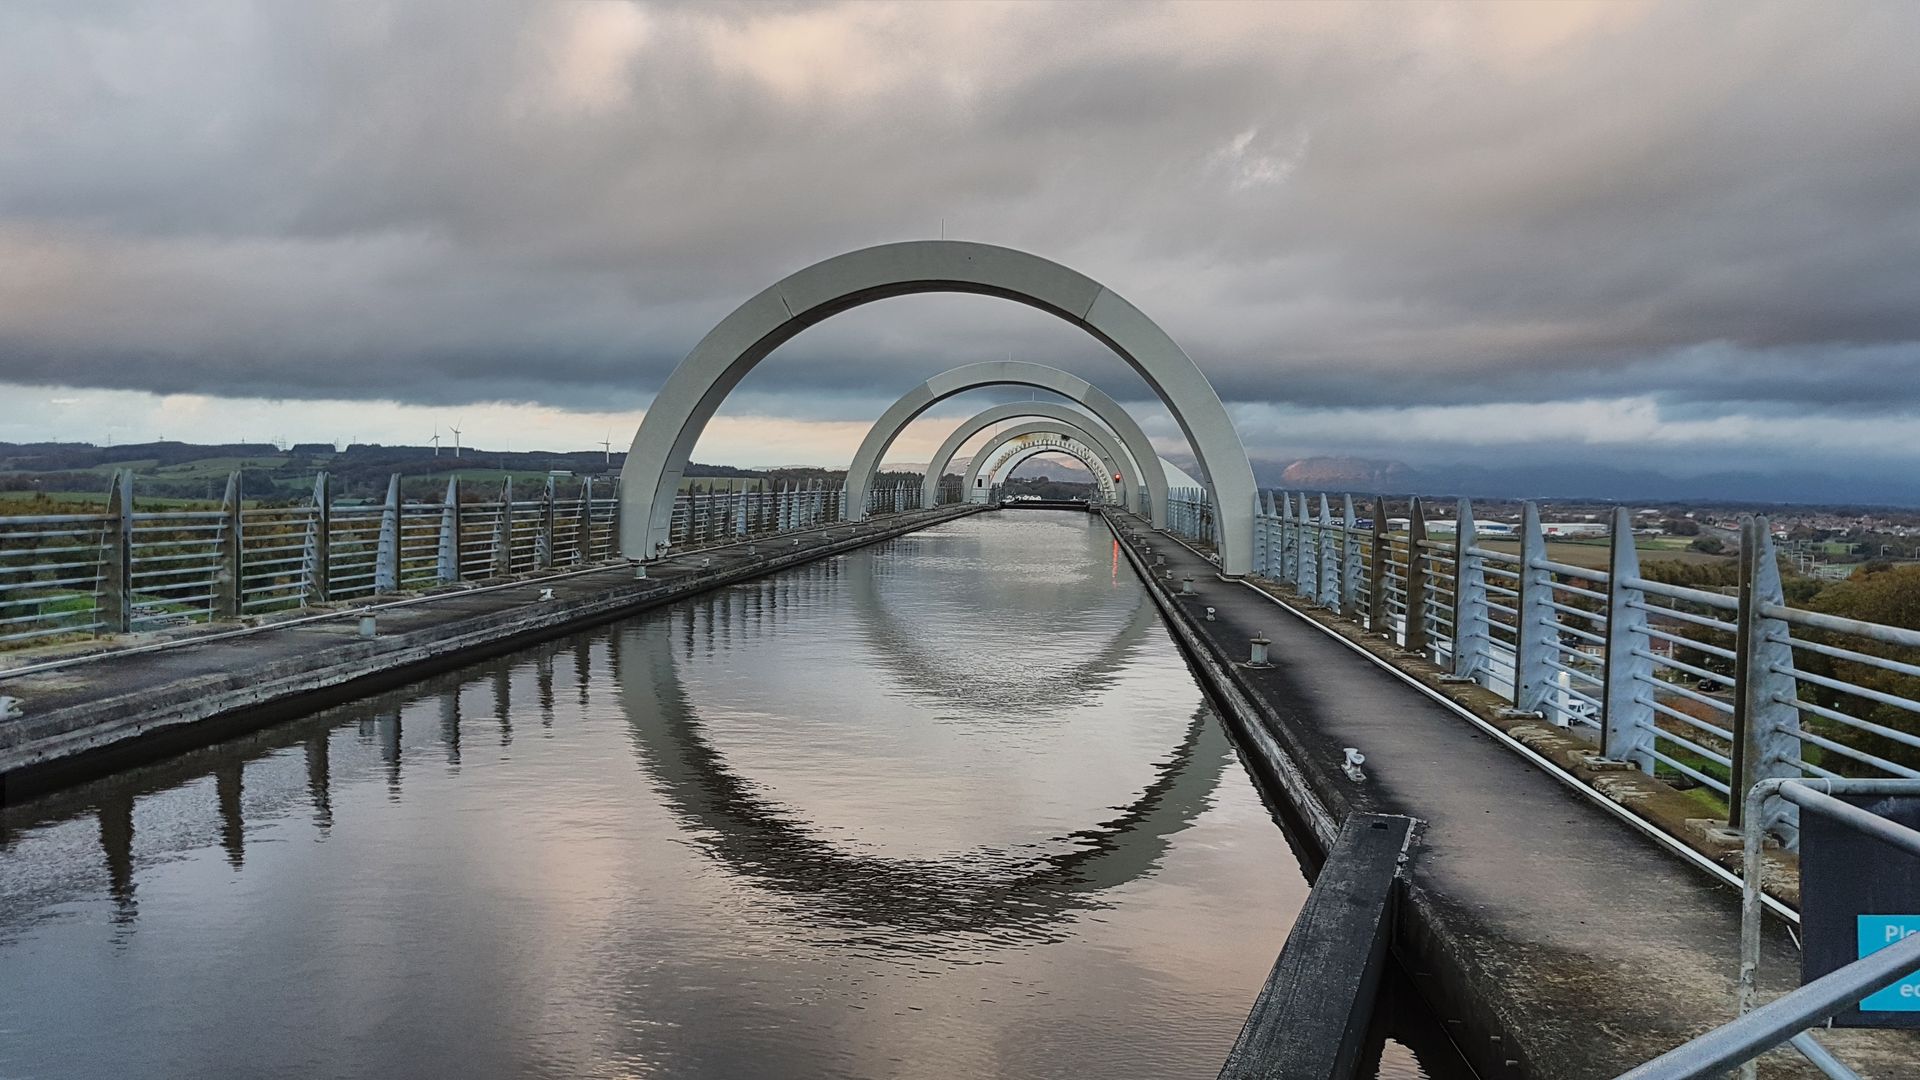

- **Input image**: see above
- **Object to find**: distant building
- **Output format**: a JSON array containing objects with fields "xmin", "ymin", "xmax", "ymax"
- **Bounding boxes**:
[{"xmin": 1541, "ymin": 522, "xmax": 1609, "ymax": 538}]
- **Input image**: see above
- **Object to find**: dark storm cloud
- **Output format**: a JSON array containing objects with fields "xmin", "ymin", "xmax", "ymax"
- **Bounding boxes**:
[{"xmin": 3, "ymin": 0, "xmax": 1920, "ymax": 437}]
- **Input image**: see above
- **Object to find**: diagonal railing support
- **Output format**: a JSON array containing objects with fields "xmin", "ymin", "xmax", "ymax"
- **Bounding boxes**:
[
  {"xmin": 1513, "ymin": 501, "xmax": 1559, "ymax": 723},
  {"xmin": 214, "ymin": 471, "xmax": 243, "ymax": 619},
  {"xmin": 1601, "ymin": 506, "xmax": 1655, "ymax": 771},
  {"xmin": 374, "ymin": 474, "xmax": 401, "ymax": 595}
]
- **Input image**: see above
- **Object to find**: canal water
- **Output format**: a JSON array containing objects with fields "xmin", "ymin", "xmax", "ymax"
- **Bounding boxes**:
[{"xmin": 0, "ymin": 511, "xmax": 1460, "ymax": 1079}]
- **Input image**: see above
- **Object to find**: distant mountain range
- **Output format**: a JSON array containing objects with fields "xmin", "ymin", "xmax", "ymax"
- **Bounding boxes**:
[{"xmin": 1253, "ymin": 456, "xmax": 1920, "ymax": 509}]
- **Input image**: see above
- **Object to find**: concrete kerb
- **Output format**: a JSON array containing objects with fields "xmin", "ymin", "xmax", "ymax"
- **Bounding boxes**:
[{"xmin": 1112, "ymin": 519, "xmax": 1344, "ymax": 853}]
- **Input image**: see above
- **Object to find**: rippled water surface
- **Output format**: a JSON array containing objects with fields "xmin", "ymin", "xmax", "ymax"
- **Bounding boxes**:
[{"xmin": 0, "ymin": 511, "xmax": 1455, "ymax": 1079}]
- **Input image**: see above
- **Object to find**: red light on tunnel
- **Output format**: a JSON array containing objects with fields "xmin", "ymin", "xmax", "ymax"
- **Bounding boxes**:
[{"xmin": 1113, "ymin": 473, "xmax": 1122, "ymax": 483}]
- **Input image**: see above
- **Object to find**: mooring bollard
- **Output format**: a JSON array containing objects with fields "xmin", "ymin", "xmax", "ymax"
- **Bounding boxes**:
[
  {"xmin": 1205, "ymin": 606, "xmax": 1216, "ymax": 621},
  {"xmin": 358, "ymin": 611, "xmax": 377, "ymax": 639},
  {"xmin": 1248, "ymin": 634, "xmax": 1271, "ymax": 668},
  {"xmin": 701, "ymin": 557, "xmax": 711, "ymax": 568},
  {"xmin": 538, "ymin": 587, "xmax": 555, "ymax": 601},
  {"xmin": 1181, "ymin": 576, "xmax": 1195, "ymax": 596},
  {"xmin": 634, "ymin": 563, "xmax": 648, "ymax": 579}
]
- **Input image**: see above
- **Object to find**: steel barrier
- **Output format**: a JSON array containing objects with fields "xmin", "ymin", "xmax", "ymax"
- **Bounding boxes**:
[
  {"xmin": 1162, "ymin": 489, "xmax": 1920, "ymax": 849},
  {"xmin": 0, "ymin": 471, "xmax": 886, "ymax": 649},
  {"xmin": 1161, "ymin": 489, "xmax": 1920, "ymax": 1077}
]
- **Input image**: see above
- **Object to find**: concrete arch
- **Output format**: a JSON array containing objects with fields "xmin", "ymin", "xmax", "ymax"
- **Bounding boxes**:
[
  {"xmin": 921, "ymin": 401, "xmax": 1136, "ymax": 508},
  {"xmin": 984, "ymin": 437, "xmax": 1116, "ymax": 502},
  {"xmin": 984, "ymin": 443, "xmax": 1108, "ymax": 499},
  {"xmin": 843, "ymin": 361, "xmax": 1167, "ymax": 524},
  {"xmin": 619, "ymin": 240, "xmax": 1256, "ymax": 574},
  {"xmin": 966, "ymin": 428, "xmax": 1113, "ymax": 499}
]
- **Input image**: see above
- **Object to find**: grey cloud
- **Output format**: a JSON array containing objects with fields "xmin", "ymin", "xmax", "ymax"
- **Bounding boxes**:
[{"xmin": 1, "ymin": 0, "xmax": 1919, "ymax": 472}]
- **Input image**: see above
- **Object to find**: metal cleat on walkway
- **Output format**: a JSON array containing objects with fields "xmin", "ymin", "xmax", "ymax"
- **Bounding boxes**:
[{"xmin": 1240, "ymin": 635, "xmax": 1273, "ymax": 670}]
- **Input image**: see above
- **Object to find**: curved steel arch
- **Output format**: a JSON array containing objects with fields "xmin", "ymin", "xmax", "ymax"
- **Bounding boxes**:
[
  {"xmin": 978, "ymin": 434, "xmax": 1116, "ymax": 501},
  {"xmin": 619, "ymin": 240, "xmax": 1256, "ymax": 574},
  {"xmin": 842, "ymin": 362, "xmax": 1165, "ymax": 522},
  {"xmin": 920, "ymin": 401, "xmax": 1135, "ymax": 508},
  {"xmin": 965, "ymin": 427, "xmax": 1110, "ymax": 498}
]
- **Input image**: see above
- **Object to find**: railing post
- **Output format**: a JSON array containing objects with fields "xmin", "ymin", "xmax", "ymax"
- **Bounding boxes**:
[
  {"xmin": 734, "ymin": 484, "xmax": 748, "ymax": 537},
  {"xmin": 375, "ymin": 473, "xmax": 401, "ymax": 594},
  {"xmin": 1405, "ymin": 498, "xmax": 1429, "ymax": 656},
  {"xmin": 1267, "ymin": 491, "xmax": 1284, "ymax": 578},
  {"xmin": 214, "ymin": 471, "xmax": 243, "ymax": 619},
  {"xmin": 1291, "ymin": 492, "xmax": 1309, "ymax": 595},
  {"xmin": 1318, "ymin": 494, "xmax": 1339, "ymax": 608},
  {"xmin": 1367, "ymin": 497, "xmax": 1388, "ymax": 635},
  {"xmin": 538, "ymin": 475, "xmax": 557, "ymax": 569},
  {"xmin": 1730, "ymin": 516, "xmax": 1804, "ymax": 842},
  {"xmin": 1513, "ymin": 502, "xmax": 1559, "ymax": 723},
  {"xmin": 607, "ymin": 481, "xmax": 618, "ymax": 556},
  {"xmin": 1306, "ymin": 493, "xmax": 1323, "ymax": 597},
  {"xmin": 438, "ymin": 477, "xmax": 461, "ymax": 583},
  {"xmin": 305, "ymin": 472, "xmax": 331, "ymax": 605},
  {"xmin": 1252, "ymin": 491, "xmax": 1270, "ymax": 576},
  {"xmin": 1280, "ymin": 493, "xmax": 1297, "ymax": 586},
  {"xmin": 1600, "ymin": 506, "xmax": 1655, "ymax": 771},
  {"xmin": 492, "ymin": 478, "xmax": 514, "ymax": 578},
  {"xmin": 1451, "ymin": 498, "xmax": 1488, "ymax": 681},
  {"xmin": 1340, "ymin": 494, "xmax": 1360, "ymax": 615},
  {"xmin": 99, "ymin": 468, "xmax": 134, "ymax": 634},
  {"xmin": 576, "ymin": 477, "xmax": 596, "ymax": 562}
]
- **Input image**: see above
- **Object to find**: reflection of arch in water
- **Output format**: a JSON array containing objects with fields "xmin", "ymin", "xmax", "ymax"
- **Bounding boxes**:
[
  {"xmin": 644, "ymin": 548, "xmax": 1156, "ymax": 716},
  {"xmin": 616, "ymin": 604, "xmax": 1230, "ymax": 940},
  {"xmin": 840, "ymin": 541, "xmax": 1161, "ymax": 711},
  {"xmin": 0, "ymin": 634, "xmax": 605, "ymax": 937}
]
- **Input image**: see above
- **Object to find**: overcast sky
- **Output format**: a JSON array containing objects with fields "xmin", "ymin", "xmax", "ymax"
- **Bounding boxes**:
[{"xmin": 3, "ymin": 1, "xmax": 1918, "ymax": 494}]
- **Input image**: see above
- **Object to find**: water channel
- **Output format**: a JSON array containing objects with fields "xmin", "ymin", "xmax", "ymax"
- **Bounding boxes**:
[{"xmin": 0, "ymin": 511, "xmax": 1462, "ymax": 1079}]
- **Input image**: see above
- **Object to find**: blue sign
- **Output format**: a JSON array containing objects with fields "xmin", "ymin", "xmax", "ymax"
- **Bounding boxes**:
[{"xmin": 1857, "ymin": 916, "xmax": 1920, "ymax": 1012}]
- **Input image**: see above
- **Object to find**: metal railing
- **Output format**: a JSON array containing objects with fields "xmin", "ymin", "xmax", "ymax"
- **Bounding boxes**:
[
  {"xmin": 863, "ymin": 480, "xmax": 922, "ymax": 517},
  {"xmin": 1167, "ymin": 485, "xmax": 1215, "ymax": 544},
  {"xmin": 1618, "ymin": 778, "xmax": 1920, "ymax": 1080},
  {"xmin": 0, "ymin": 470, "xmax": 875, "ymax": 648},
  {"xmin": 1163, "ymin": 490, "xmax": 1920, "ymax": 849},
  {"xmin": 1163, "ymin": 490, "xmax": 1920, "ymax": 1077}
]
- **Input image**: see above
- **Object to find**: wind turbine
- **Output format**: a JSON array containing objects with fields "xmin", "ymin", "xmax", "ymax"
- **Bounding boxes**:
[
  {"xmin": 600, "ymin": 429, "xmax": 613, "ymax": 464},
  {"xmin": 450, "ymin": 419, "xmax": 463, "ymax": 458},
  {"xmin": 429, "ymin": 428, "xmax": 442, "ymax": 456}
]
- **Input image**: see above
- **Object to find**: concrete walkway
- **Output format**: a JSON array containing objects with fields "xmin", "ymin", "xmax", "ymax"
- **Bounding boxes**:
[
  {"xmin": 1, "ymin": 506, "xmax": 979, "ymax": 803},
  {"xmin": 1106, "ymin": 511, "xmax": 1916, "ymax": 1080}
]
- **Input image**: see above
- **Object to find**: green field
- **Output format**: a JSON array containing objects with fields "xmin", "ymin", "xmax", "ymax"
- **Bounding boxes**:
[
  {"xmin": 1474, "ymin": 536, "xmax": 1733, "ymax": 570},
  {"xmin": 0, "ymin": 491, "xmax": 246, "ymax": 512}
]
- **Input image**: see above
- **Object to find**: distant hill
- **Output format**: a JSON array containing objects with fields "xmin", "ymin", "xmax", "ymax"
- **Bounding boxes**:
[
  {"xmin": 1252, "ymin": 455, "xmax": 1920, "ymax": 510},
  {"xmin": 0, "ymin": 439, "xmax": 774, "ymax": 505}
]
